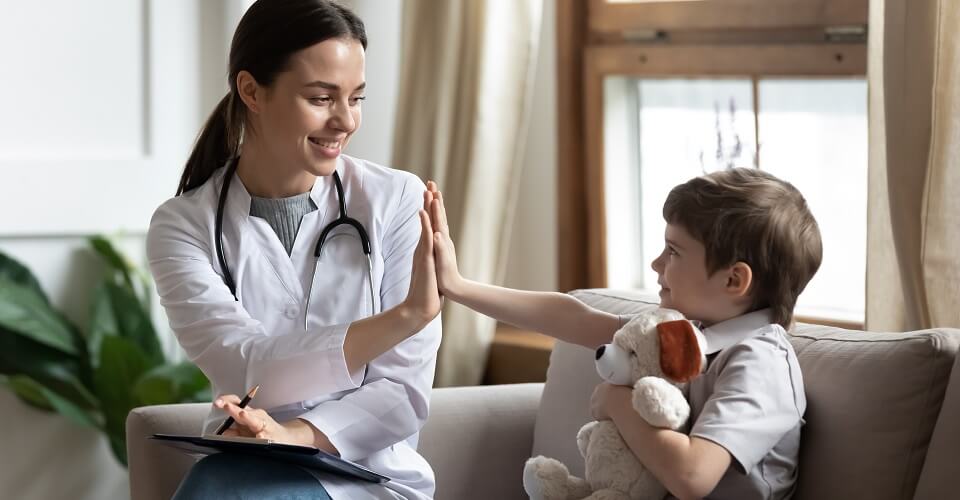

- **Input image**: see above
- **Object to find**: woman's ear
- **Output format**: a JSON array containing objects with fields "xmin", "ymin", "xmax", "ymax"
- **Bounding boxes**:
[
  {"xmin": 235, "ymin": 70, "xmax": 263, "ymax": 115},
  {"xmin": 726, "ymin": 261, "xmax": 753, "ymax": 298}
]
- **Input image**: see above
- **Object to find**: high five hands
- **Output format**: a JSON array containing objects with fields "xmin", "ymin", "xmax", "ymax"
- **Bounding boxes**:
[{"xmin": 425, "ymin": 181, "xmax": 464, "ymax": 298}]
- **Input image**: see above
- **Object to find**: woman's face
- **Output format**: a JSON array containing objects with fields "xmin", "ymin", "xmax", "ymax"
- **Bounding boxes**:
[{"xmin": 247, "ymin": 38, "xmax": 366, "ymax": 178}]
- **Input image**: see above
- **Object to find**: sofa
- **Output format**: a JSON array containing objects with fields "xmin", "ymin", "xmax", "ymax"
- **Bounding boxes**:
[{"xmin": 127, "ymin": 289, "xmax": 960, "ymax": 499}]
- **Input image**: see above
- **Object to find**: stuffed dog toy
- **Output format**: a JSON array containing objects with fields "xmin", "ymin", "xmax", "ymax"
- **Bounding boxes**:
[{"xmin": 523, "ymin": 308, "xmax": 707, "ymax": 500}]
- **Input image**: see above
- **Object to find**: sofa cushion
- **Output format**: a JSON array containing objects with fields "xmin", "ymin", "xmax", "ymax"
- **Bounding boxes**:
[
  {"xmin": 789, "ymin": 323, "xmax": 959, "ymax": 500},
  {"xmin": 537, "ymin": 289, "xmax": 960, "ymax": 500},
  {"xmin": 531, "ymin": 290, "xmax": 658, "ymax": 476}
]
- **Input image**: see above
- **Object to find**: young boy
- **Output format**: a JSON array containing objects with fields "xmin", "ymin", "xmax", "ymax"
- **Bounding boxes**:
[{"xmin": 424, "ymin": 167, "xmax": 822, "ymax": 499}]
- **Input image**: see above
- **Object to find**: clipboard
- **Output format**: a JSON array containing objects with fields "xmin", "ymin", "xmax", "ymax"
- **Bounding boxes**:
[{"xmin": 150, "ymin": 433, "xmax": 390, "ymax": 483}]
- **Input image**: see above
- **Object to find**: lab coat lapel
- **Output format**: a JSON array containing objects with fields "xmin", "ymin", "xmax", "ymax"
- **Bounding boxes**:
[{"xmin": 225, "ymin": 168, "xmax": 313, "ymax": 304}]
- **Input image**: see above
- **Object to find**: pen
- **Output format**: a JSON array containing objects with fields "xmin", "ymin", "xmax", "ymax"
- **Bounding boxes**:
[{"xmin": 214, "ymin": 384, "xmax": 260, "ymax": 435}]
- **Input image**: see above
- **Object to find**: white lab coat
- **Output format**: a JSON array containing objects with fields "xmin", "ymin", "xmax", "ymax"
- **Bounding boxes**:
[{"xmin": 146, "ymin": 155, "xmax": 442, "ymax": 500}]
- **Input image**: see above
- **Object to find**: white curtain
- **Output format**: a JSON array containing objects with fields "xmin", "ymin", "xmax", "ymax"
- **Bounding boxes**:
[
  {"xmin": 867, "ymin": 0, "xmax": 960, "ymax": 331},
  {"xmin": 392, "ymin": 1, "xmax": 543, "ymax": 386}
]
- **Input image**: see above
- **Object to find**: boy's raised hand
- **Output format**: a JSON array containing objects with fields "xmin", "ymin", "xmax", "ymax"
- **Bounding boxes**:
[{"xmin": 426, "ymin": 181, "xmax": 465, "ymax": 298}]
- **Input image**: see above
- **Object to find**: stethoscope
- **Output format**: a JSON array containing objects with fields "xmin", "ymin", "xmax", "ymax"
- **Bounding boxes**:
[{"xmin": 215, "ymin": 159, "xmax": 377, "ymax": 330}]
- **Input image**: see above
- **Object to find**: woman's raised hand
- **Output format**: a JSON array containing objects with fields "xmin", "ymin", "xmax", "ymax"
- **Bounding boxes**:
[
  {"xmin": 401, "ymin": 189, "xmax": 443, "ymax": 327},
  {"xmin": 426, "ymin": 181, "xmax": 464, "ymax": 298}
]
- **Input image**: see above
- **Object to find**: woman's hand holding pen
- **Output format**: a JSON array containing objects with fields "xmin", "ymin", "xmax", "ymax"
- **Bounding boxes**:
[
  {"xmin": 214, "ymin": 394, "xmax": 296, "ymax": 442},
  {"xmin": 214, "ymin": 394, "xmax": 336, "ymax": 452},
  {"xmin": 425, "ymin": 181, "xmax": 465, "ymax": 299}
]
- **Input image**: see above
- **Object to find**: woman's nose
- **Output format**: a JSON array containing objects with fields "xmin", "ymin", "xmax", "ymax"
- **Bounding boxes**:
[{"xmin": 330, "ymin": 103, "xmax": 356, "ymax": 132}]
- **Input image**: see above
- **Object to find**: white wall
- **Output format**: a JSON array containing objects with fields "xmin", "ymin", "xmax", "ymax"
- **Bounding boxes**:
[{"xmin": 0, "ymin": 1, "xmax": 250, "ymax": 498}]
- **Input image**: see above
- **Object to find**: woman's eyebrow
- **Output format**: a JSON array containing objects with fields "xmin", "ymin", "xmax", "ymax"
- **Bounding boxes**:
[{"xmin": 304, "ymin": 81, "xmax": 366, "ymax": 91}]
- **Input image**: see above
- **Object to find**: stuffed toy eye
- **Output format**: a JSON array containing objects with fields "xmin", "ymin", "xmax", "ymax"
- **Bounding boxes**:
[{"xmin": 595, "ymin": 343, "xmax": 634, "ymax": 385}]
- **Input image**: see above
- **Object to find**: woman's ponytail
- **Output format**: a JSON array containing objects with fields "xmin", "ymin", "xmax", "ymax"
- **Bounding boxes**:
[{"xmin": 176, "ymin": 92, "xmax": 243, "ymax": 195}]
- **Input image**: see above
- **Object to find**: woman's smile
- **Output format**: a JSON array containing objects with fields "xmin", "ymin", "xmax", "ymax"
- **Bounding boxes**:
[{"xmin": 308, "ymin": 136, "xmax": 344, "ymax": 158}]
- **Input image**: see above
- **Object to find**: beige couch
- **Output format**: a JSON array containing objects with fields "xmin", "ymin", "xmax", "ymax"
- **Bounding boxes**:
[{"xmin": 127, "ymin": 289, "xmax": 960, "ymax": 499}]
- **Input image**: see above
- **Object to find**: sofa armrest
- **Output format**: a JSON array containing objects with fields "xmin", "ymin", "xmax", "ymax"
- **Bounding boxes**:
[
  {"xmin": 914, "ymin": 350, "xmax": 960, "ymax": 500},
  {"xmin": 127, "ymin": 403, "xmax": 208, "ymax": 500},
  {"xmin": 420, "ymin": 383, "xmax": 543, "ymax": 500}
]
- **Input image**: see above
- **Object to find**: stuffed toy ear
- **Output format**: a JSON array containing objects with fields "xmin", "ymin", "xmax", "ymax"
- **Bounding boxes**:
[{"xmin": 657, "ymin": 320, "xmax": 703, "ymax": 383}]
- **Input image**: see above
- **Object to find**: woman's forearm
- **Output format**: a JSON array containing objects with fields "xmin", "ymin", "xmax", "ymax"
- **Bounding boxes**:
[
  {"xmin": 342, "ymin": 304, "xmax": 430, "ymax": 373},
  {"xmin": 447, "ymin": 278, "xmax": 619, "ymax": 349}
]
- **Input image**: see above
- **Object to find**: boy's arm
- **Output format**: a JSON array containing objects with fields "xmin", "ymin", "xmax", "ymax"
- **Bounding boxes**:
[
  {"xmin": 447, "ymin": 279, "xmax": 620, "ymax": 349},
  {"xmin": 596, "ymin": 384, "xmax": 731, "ymax": 499},
  {"xmin": 426, "ymin": 182, "xmax": 620, "ymax": 348}
]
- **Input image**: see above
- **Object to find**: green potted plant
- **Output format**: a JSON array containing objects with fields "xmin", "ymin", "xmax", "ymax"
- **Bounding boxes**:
[{"xmin": 0, "ymin": 236, "xmax": 209, "ymax": 465}]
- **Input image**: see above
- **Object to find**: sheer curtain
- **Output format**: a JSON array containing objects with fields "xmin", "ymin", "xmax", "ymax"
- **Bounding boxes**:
[
  {"xmin": 867, "ymin": 0, "xmax": 960, "ymax": 331},
  {"xmin": 392, "ymin": 0, "xmax": 543, "ymax": 386}
]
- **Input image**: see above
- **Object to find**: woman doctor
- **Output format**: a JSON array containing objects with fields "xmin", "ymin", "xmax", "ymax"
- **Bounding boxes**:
[{"xmin": 146, "ymin": 1, "xmax": 443, "ymax": 499}]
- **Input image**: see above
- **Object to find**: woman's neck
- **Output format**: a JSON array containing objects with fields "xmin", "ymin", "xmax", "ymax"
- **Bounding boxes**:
[{"xmin": 236, "ymin": 142, "xmax": 315, "ymax": 198}]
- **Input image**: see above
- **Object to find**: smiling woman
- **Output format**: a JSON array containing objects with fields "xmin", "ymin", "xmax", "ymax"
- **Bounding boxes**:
[
  {"xmin": 146, "ymin": 1, "xmax": 444, "ymax": 499},
  {"xmin": 233, "ymin": 39, "xmax": 368, "ymax": 197}
]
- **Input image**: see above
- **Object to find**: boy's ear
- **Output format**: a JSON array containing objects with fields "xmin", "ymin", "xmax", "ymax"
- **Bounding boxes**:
[
  {"xmin": 726, "ymin": 261, "xmax": 753, "ymax": 298},
  {"xmin": 657, "ymin": 320, "xmax": 703, "ymax": 382}
]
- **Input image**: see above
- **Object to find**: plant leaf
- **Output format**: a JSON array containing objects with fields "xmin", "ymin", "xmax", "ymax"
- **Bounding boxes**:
[
  {"xmin": 0, "ymin": 331, "xmax": 99, "ymax": 409},
  {"xmin": 133, "ymin": 362, "xmax": 210, "ymax": 406},
  {"xmin": 89, "ymin": 236, "xmax": 136, "ymax": 295},
  {"xmin": 3, "ymin": 374, "xmax": 53, "ymax": 410},
  {"xmin": 88, "ymin": 281, "xmax": 163, "ymax": 368},
  {"xmin": 4, "ymin": 375, "xmax": 101, "ymax": 429},
  {"xmin": 94, "ymin": 336, "xmax": 150, "ymax": 467},
  {"xmin": 108, "ymin": 433, "xmax": 127, "ymax": 466},
  {"xmin": 89, "ymin": 236, "xmax": 155, "ymax": 319},
  {"xmin": 0, "ymin": 252, "xmax": 49, "ymax": 304},
  {"xmin": 0, "ymin": 278, "xmax": 79, "ymax": 355}
]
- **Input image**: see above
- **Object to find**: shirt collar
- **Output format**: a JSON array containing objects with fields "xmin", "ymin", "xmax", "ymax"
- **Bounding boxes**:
[{"xmin": 700, "ymin": 308, "xmax": 774, "ymax": 354}]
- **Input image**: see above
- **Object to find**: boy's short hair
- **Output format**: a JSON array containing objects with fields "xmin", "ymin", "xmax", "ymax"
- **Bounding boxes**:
[{"xmin": 663, "ymin": 168, "xmax": 822, "ymax": 328}]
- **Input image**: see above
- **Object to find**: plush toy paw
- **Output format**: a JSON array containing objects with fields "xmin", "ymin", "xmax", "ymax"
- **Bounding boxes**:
[
  {"xmin": 524, "ymin": 455, "xmax": 591, "ymax": 500},
  {"xmin": 577, "ymin": 420, "xmax": 599, "ymax": 458},
  {"xmin": 583, "ymin": 489, "xmax": 632, "ymax": 500},
  {"xmin": 632, "ymin": 375, "xmax": 691, "ymax": 429}
]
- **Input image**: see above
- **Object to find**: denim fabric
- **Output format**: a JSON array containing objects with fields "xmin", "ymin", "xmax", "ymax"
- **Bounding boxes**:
[{"xmin": 172, "ymin": 453, "xmax": 333, "ymax": 500}]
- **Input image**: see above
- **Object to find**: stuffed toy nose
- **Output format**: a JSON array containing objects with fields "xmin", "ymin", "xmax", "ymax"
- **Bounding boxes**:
[{"xmin": 595, "ymin": 343, "xmax": 633, "ymax": 385}]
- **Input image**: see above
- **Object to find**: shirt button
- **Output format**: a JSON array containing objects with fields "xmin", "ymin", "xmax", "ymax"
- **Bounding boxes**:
[{"xmin": 284, "ymin": 304, "xmax": 299, "ymax": 319}]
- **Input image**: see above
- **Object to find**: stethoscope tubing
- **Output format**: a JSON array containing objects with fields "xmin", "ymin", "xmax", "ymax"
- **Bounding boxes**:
[{"xmin": 215, "ymin": 159, "xmax": 377, "ymax": 328}]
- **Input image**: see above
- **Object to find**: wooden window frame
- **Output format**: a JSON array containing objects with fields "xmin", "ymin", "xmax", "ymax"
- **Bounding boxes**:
[{"xmin": 557, "ymin": 0, "xmax": 869, "ymax": 328}]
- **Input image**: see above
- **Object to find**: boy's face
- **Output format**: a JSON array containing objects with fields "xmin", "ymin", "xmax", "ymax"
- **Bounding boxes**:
[{"xmin": 651, "ymin": 223, "xmax": 747, "ymax": 326}]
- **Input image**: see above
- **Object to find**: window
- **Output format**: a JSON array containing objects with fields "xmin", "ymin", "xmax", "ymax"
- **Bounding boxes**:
[
  {"xmin": 557, "ymin": 0, "xmax": 869, "ymax": 326},
  {"xmin": 604, "ymin": 77, "xmax": 867, "ymax": 322}
]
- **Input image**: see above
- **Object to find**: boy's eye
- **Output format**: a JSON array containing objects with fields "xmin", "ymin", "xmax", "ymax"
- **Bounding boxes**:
[{"xmin": 667, "ymin": 246, "xmax": 679, "ymax": 256}]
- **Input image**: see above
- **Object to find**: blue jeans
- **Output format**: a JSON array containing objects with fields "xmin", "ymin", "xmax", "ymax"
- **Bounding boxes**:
[{"xmin": 172, "ymin": 453, "xmax": 333, "ymax": 500}]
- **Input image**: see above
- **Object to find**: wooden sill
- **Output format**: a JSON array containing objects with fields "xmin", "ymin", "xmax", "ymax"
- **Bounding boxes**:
[{"xmin": 482, "ymin": 324, "xmax": 556, "ymax": 385}]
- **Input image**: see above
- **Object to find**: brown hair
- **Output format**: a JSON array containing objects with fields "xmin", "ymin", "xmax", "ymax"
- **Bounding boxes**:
[
  {"xmin": 176, "ymin": 0, "xmax": 367, "ymax": 195},
  {"xmin": 662, "ymin": 168, "xmax": 822, "ymax": 328}
]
